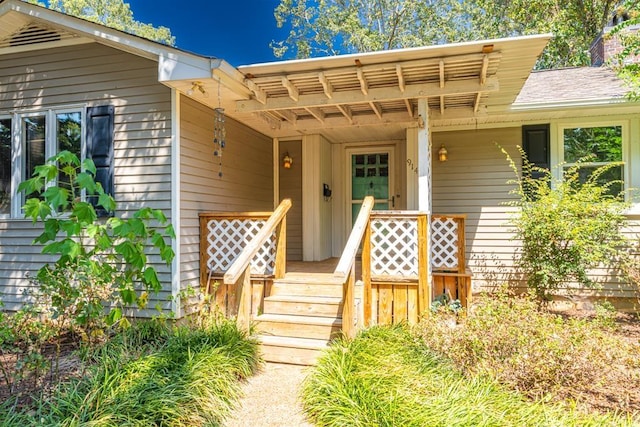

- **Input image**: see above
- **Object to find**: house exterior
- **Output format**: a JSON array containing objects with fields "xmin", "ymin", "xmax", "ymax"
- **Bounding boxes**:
[{"xmin": 1, "ymin": 0, "xmax": 639, "ymax": 323}]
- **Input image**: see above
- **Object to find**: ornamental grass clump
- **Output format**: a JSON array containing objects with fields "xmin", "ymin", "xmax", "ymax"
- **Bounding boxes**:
[
  {"xmin": 503, "ymin": 147, "xmax": 629, "ymax": 301},
  {"xmin": 5, "ymin": 317, "xmax": 260, "ymax": 426},
  {"xmin": 302, "ymin": 325, "xmax": 630, "ymax": 426}
]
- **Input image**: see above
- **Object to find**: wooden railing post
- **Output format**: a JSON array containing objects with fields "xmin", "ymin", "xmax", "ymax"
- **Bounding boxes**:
[
  {"xmin": 343, "ymin": 264, "xmax": 355, "ymax": 338},
  {"xmin": 334, "ymin": 196, "xmax": 375, "ymax": 338},
  {"xmin": 274, "ymin": 215, "xmax": 287, "ymax": 279},
  {"xmin": 362, "ymin": 219, "xmax": 372, "ymax": 327},
  {"xmin": 235, "ymin": 266, "xmax": 252, "ymax": 331},
  {"xmin": 417, "ymin": 213, "xmax": 431, "ymax": 316}
]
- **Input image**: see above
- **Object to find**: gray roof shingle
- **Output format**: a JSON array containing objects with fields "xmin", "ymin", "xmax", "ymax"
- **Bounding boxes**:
[{"xmin": 514, "ymin": 67, "xmax": 629, "ymax": 105}]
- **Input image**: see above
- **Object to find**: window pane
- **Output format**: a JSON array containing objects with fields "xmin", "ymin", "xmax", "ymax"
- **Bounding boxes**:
[
  {"xmin": 564, "ymin": 164, "xmax": 623, "ymax": 197},
  {"xmin": 0, "ymin": 118, "xmax": 11, "ymax": 215},
  {"xmin": 57, "ymin": 112, "xmax": 82, "ymax": 189},
  {"xmin": 24, "ymin": 116, "xmax": 46, "ymax": 182},
  {"xmin": 563, "ymin": 126, "xmax": 622, "ymax": 163}
]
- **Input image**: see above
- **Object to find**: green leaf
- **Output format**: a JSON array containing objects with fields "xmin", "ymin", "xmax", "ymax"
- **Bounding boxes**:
[
  {"xmin": 98, "ymin": 193, "xmax": 116, "ymax": 212},
  {"xmin": 82, "ymin": 158, "xmax": 97, "ymax": 176},
  {"xmin": 43, "ymin": 186, "xmax": 70, "ymax": 211},
  {"xmin": 161, "ymin": 246, "xmax": 175, "ymax": 264},
  {"xmin": 59, "ymin": 220, "xmax": 81, "ymax": 237},
  {"xmin": 142, "ymin": 267, "xmax": 161, "ymax": 292},
  {"xmin": 120, "ymin": 288, "xmax": 137, "ymax": 305},
  {"xmin": 76, "ymin": 172, "xmax": 97, "ymax": 194},
  {"xmin": 23, "ymin": 198, "xmax": 52, "ymax": 222},
  {"xmin": 33, "ymin": 163, "xmax": 58, "ymax": 181},
  {"xmin": 165, "ymin": 224, "xmax": 176, "ymax": 239},
  {"xmin": 106, "ymin": 307, "xmax": 122, "ymax": 326},
  {"xmin": 72, "ymin": 202, "xmax": 97, "ymax": 224},
  {"xmin": 18, "ymin": 177, "xmax": 45, "ymax": 196},
  {"xmin": 152, "ymin": 209, "xmax": 167, "ymax": 223}
]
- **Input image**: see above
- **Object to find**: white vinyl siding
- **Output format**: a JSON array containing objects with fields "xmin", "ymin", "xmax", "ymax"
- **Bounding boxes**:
[
  {"xmin": 179, "ymin": 95, "xmax": 273, "ymax": 304},
  {"xmin": 0, "ymin": 43, "xmax": 172, "ymax": 313}
]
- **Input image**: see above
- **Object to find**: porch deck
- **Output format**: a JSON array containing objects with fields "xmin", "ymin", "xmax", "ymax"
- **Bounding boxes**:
[{"xmin": 199, "ymin": 198, "xmax": 471, "ymax": 364}]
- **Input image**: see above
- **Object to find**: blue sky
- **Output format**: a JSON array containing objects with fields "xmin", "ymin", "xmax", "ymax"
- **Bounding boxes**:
[{"xmin": 126, "ymin": 0, "xmax": 288, "ymax": 66}]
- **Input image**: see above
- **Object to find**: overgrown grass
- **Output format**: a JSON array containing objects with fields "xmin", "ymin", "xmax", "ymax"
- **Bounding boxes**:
[
  {"xmin": 0, "ymin": 317, "xmax": 260, "ymax": 426},
  {"xmin": 302, "ymin": 325, "xmax": 633, "ymax": 426},
  {"xmin": 415, "ymin": 289, "xmax": 640, "ymax": 412}
]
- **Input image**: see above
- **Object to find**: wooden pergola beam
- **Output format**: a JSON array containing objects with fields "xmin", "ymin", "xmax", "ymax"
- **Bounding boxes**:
[
  {"xmin": 281, "ymin": 76, "xmax": 299, "ymax": 101},
  {"xmin": 404, "ymin": 99, "xmax": 413, "ymax": 118},
  {"xmin": 480, "ymin": 54, "xmax": 489, "ymax": 85},
  {"xmin": 396, "ymin": 64, "xmax": 405, "ymax": 92},
  {"xmin": 246, "ymin": 79, "xmax": 267, "ymax": 104},
  {"xmin": 357, "ymin": 68, "xmax": 368, "ymax": 95},
  {"xmin": 305, "ymin": 106, "xmax": 325, "ymax": 123},
  {"xmin": 369, "ymin": 101, "xmax": 382, "ymax": 120},
  {"xmin": 337, "ymin": 104, "xmax": 353, "ymax": 124},
  {"xmin": 319, "ymin": 72, "xmax": 333, "ymax": 99},
  {"xmin": 236, "ymin": 77, "xmax": 499, "ymax": 112}
]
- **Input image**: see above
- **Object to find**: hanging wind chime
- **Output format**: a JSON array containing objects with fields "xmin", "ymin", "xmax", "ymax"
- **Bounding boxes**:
[{"xmin": 213, "ymin": 80, "xmax": 226, "ymax": 178}]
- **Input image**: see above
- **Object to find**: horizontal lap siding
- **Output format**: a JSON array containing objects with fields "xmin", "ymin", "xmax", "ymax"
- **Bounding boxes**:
[
  {"xmin": 0, "ymin": 43, "xmax": 173, "ymax": 313},
  {"xmin": 433, "ymin": 128, "xmax": 639, "ymax": 305},
  {"xmin": 179, "ymin": 96, "xmax": 273, "ymax": 302}
]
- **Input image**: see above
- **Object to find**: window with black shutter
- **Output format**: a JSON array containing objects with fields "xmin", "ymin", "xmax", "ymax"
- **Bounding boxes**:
[
  {"xmin": 86, "ymin": 105, "xmax": 114, "ymax": 217},
  {"xmin": 522, "ymin": 124, "xmax": 550, "ymax": 179}
]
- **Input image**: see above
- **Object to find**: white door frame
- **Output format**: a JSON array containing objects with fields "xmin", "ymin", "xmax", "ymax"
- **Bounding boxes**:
[{"xmin": 344, "ymin": 145, "xmax": 395, "ymax": 234}]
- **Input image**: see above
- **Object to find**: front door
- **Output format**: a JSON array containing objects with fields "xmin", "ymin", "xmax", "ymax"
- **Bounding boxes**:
[{"xmin": 347, "ymin": 148, "xmax": 394, "ymax": 225}]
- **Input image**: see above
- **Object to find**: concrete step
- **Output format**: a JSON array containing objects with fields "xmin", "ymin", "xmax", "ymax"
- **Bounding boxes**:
[
  {"xmin": 255, "ymin": 313, "xmax": 342, "ymax": 340},
  {"xmin": 263, "ymin": 295, "xmax": 343, "ymax": 317}
]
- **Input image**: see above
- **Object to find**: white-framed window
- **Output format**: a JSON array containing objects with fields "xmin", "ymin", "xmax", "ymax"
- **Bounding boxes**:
[
  {"xmin": 0, "ymin": 106, "xmax": 85, "ymax": 218},
  {"xmin": 556, "ymin": 121, "xmax": 628, "ymax": 197}
]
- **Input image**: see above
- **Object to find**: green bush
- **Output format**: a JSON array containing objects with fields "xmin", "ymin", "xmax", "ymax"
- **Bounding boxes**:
[
  {"xmin": 415, "ymin": 289, "xmax": 640, "ymax": 409},
  {"xmin": 503, "ymin": 147, "xmax": 629, "ymax": 300},
  {"xmin": 1, "ymin": 318, "xmax": 260, "ymax": 426},
  {"xmin": 19, "ymin": 150, "xmax": 175, "ymax": 337},
  {"xmin": 302, "ymin": 325, "xmax": 630, "ymax": 426}
]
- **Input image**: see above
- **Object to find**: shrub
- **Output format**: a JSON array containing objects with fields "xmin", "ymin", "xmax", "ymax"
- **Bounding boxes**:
[
  {"xmin": 415, "ymin": 288, "xmax": 640, "ymax": 409},
  {"xmin": 302, "ymin": 325, "xmax": 630, "ymax": 426},
  {"xmin": 19, "ymin": 150, "xmax": 175, "ymax": 337},
  {"xmin": 503, "ymin": 147, "xmax": 629, "ymax": 300}
]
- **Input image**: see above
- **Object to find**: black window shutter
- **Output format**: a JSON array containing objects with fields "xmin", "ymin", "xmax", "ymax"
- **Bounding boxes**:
[
  {"xmin": 86, "ymin": 105, "xmax": 114, "ymax": 217},
  {"xmin": 522, "ymin": 124, "xmax": 550, "ymax": 180}
]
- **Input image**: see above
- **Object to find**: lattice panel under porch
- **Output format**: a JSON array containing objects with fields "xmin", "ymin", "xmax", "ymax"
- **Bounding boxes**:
[
  {"xmin": 205, "ymin": 219, "xmax": 276, "ymax": 275},
  {"xmin": 431, "ymin": 217, "xmax": 459, "ymax": 270},
  {"xmin": 370, "ymin": 218, "xmax": 419, "ymax": 277}
]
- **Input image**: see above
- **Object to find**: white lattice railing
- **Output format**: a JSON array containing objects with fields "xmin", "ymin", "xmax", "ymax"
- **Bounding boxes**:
[
  {"xmin": 431, "ymin": 215, "xmax": 466, "ymax": 272},
  {"xmin": 369, "ymin": 213, "xmax": 466, "ymax": 278},
  {"xmin": 204, "ymin": 218, "xmax": 276, "ymax": 276},
  {"xmin": 199, "ymin": 213, "xmax": 276, "ymax": 278}
]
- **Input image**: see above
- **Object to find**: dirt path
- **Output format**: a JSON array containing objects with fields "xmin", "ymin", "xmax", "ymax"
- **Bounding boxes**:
[{"xmin": 225, "ymin": 363, "xmax": 314, "ymax": 427}]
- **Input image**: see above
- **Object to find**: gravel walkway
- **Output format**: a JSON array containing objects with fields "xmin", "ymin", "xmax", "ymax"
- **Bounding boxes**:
[{"xmin": 225, "ymin": 363, "xmax": 314, "ymax": 427}]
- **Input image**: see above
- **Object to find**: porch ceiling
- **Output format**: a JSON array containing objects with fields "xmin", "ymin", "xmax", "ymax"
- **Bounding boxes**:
[{"xmin": 229, "ymin": 34, "xmax": 551, "ymax": 141}]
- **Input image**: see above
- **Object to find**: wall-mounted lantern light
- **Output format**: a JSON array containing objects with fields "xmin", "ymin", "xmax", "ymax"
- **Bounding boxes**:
[
  {"xmin": 282, "ymin": 152, "xmax": 293, "ymax": 169},
  {"xmin": 438, "ymin": 144, "xmax": 448, "ymax": 162}
]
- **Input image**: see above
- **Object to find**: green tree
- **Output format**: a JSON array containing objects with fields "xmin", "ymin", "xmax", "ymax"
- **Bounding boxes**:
[
  {"xmin": 24, "ymin": 0, "xmax": 175, "ymax": 45},
  {"xmin": 608, "ymin": 3, "xmax": 640, "ymax": 99},
  {"xmin": 273, "ymin": 0, "xmax": 638, "ymax": 69}
]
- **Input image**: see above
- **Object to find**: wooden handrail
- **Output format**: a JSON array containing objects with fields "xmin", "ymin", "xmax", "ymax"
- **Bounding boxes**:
[
  {"xmin": 223, "ymin": 199, "xmax": 292, "ymax": 285},
  {"xmin": 334, "ymin": 196, "xmax": 375, "ymax": 278}
]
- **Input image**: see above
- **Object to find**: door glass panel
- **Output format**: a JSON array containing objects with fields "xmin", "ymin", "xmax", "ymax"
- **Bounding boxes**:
[
  {"xmin": 351, "ymin": 152, "xmax": 391, "ymax": 225},
  {"xmin": 0, "ymin": 118, "xmax": 11, "ymax": 215}
]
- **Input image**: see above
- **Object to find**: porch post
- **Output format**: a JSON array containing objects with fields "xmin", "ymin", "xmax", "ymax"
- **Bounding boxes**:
[
  {"xmin": 417, "ymin": 98, "xmax": 432, "ymax": 313},
  {"xmin": 417, "ymin": 99, "xmax": 432, "ymax": 214}
]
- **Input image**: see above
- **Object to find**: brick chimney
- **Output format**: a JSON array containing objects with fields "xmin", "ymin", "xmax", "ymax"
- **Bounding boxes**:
[{"xmin": 590, "ymin": 10, "xmax": 640, "ymax": 66}]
